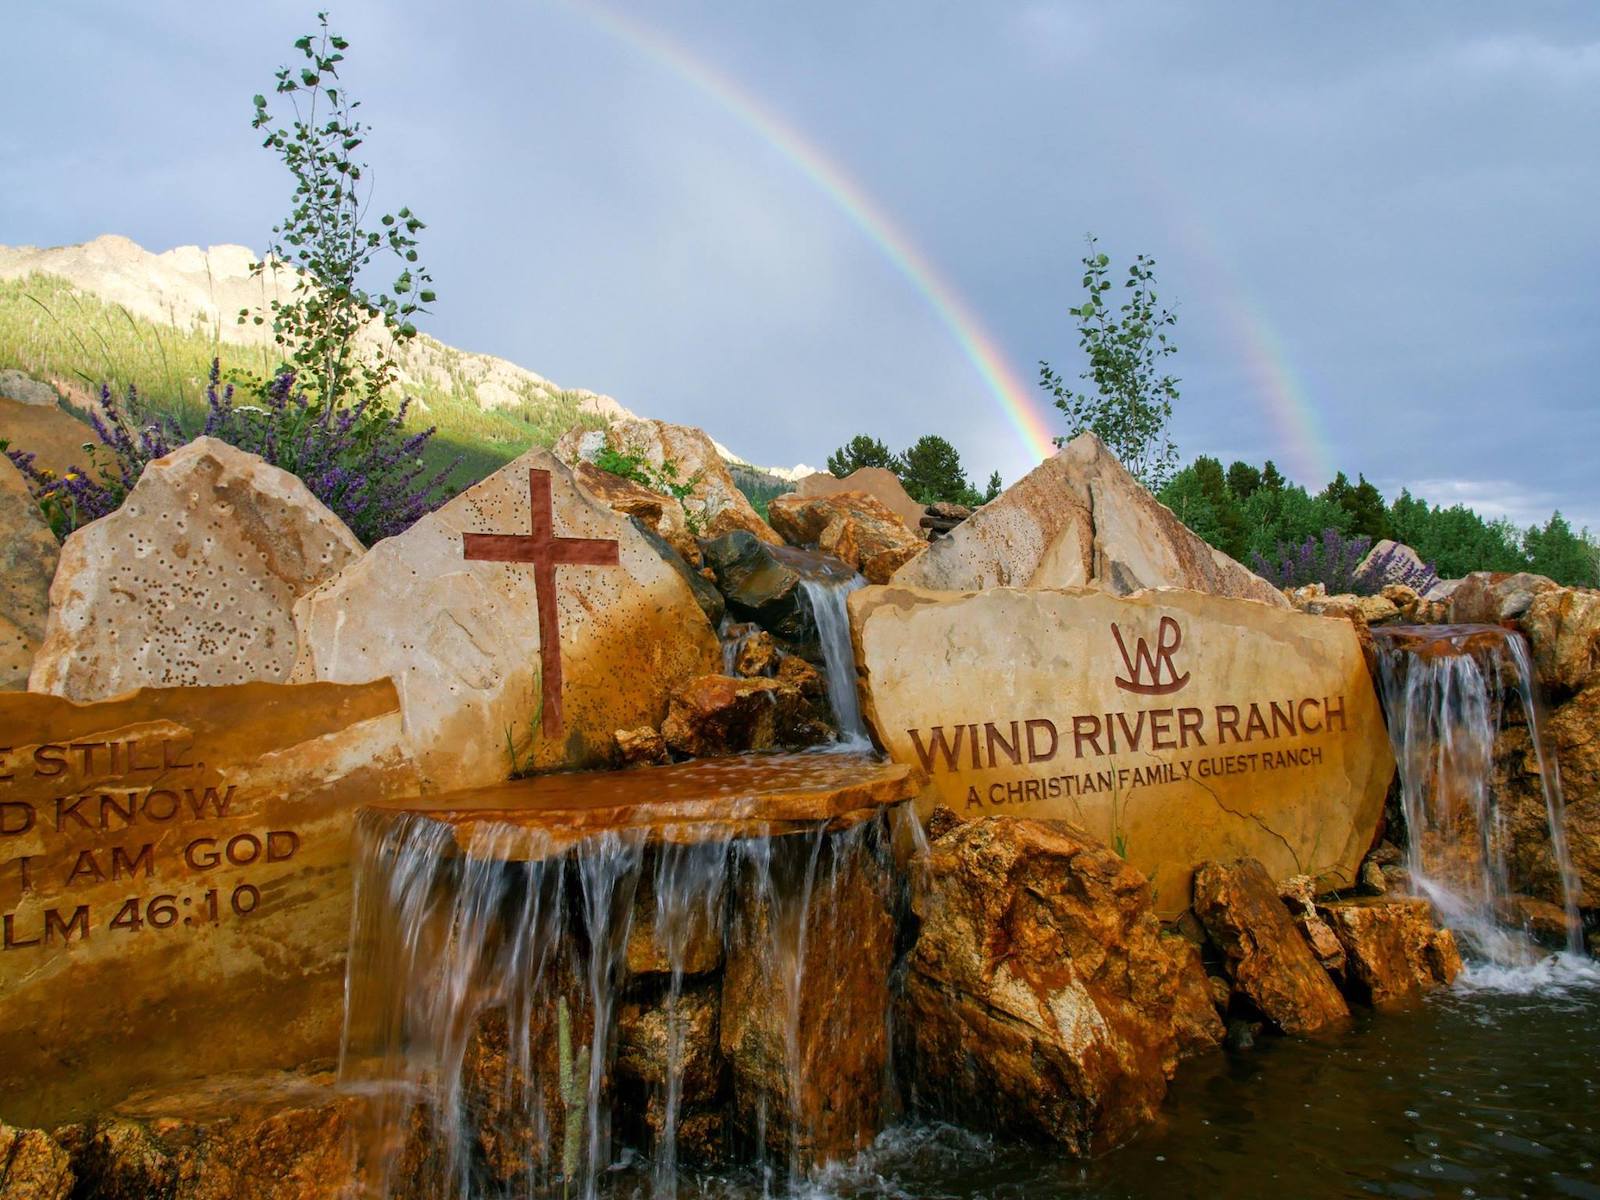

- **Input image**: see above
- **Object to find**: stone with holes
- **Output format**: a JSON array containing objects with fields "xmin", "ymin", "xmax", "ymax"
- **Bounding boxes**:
[
  {"xmin": 28, "ymin": 438, "xmax": 363, "ymax": 699},
  {"xmin": 292, "ymin": 448, "xmax": 720, "ymax": 789}
]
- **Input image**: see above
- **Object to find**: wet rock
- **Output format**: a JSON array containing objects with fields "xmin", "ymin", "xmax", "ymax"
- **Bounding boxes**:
[
  {"xmin": 891, "ymin": 432, "xmax": 1285, "ymax": 606},
  {"xmin": 660, "ymin": 675, "xmax": 828, "ymax": 757},
  {"xmin": 795, "ymin": 467, "xmax": 926, "ymax": 532},
  {"xmin": 902, "ymin": 817, "xmax": 1192, "ymax": 1156},
  {"xmin": 1447, "ymin": 571, "xmax": 1560, "ymax": 625},
  {"xmin": 555, "ymin": 419, "xmax": 779, "ymax": 544},
  {"xmin": 1316, "ymin": 897, "xmax": 1463, "ymax": 1008},
  {"xmin": 0, "ymin": 1124, "xmax": 72, "ymax": 1199},
  {"xmin": 626, "ymin": 868, "xmax": 726, "ymax": 978},
  {"xmin": 1360, "ymin": 860, "xmax": 1389, "ymax": 895},
  {"xmin": 31, "ymin": 438, "xmax": 363, "ymax": 699},
  {"xmin": 0, "ymin": 456, "xmax": 58, "ymax": 690},
  {"xmin": 768, "ymin": 491, "xmax": 925, "ymax": 584},
  {"xmin": 1224, "ymin": 1019, "xmax": 1258, "ymax": 1052},
  {"xmin": 616, "ymin": 985, "xmax": 725, "ymax": 1151},
  {"xmin": 54, "ymin": 1069, "xmax": 369, "ymax": 1200},
  {"xmin": 1192, "ymin": 858, "xmax": 1351, "ymax": 1035},
  {"xmin": 700, "ymin": 530, "xmax": 842, "ymax": 649},
  {"xmin": 629, "ymin": 516, "xmax": 725, "ymax": 627},
  {"xmin": 1505, "ymin": 894, "xmax": 1574, "ymax": 947},
  {"xmin": 1493, "ymin": 689, "xmax": 1600, "ymax": 909},
  {"xmin": 614, "ymin": 726, "xmax": 669, "ymax": 768},
  {"xmin": 1522, "ymin": 586, "xmax": 1600, "ymax": 696},
  {"xmin": 722, "ymin": 823, "xmax": 896, "ymax": 1164},
  {"xmin": 457, "ymin": 1000, "xmax": 580, "ymax": 1187},
  {"xmin": 292, "ymin": 448, "xmax": 720, "ymax": 788},
  {"xmin": 774, "ymin": 653, "xmax": 824, "ymax": 699},
  {"xmin": 732, "ymin": 629, "xmax": 780, "ymax": 677},
  {"xmin": 1166, "ymin": 937, "xmax": 1226, "ymax": 1058},
  {"xmin": 577, "ymin": 460, "xmax": 699, "ymax": 564},
  {"xmin": 1279, "ymin": 875, "xmax": 1346, "ymax": 975}
]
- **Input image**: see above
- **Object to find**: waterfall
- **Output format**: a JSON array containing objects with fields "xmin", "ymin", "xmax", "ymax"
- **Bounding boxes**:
[
  {"xmin": 799, "ymin": 574, "xmax": 869, "ymax": 746},
  {"xmin": 1371, "ymin": 624, "xmax": 1582, "ymax": 964},
  {"xmin": 340, "ymin": 804, "xmax": 897, "ymax": 1198}
]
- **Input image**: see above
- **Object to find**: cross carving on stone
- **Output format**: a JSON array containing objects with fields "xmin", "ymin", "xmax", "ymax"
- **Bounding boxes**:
[{"xmin": 463, "ymin": 468, "xmax": 620, "ymax": 741}]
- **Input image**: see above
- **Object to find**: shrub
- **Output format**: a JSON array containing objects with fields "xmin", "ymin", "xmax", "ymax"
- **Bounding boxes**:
[{"xmin": 1251, "ymin": 528, "xmax": 1373, "ymax": 593}]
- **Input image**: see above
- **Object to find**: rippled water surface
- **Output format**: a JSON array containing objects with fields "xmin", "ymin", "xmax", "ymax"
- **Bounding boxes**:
[{"xmin": 651, "ymin": 958, "xmax": 1600, "ymax": 1200}]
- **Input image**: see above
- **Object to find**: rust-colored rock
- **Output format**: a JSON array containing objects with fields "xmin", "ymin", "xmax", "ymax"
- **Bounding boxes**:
[
  {"xmin": 660, "ymin": 675, "xmax": 827, "ymax": 758},
  {"xmin": 555, "ymin": 419, "xmax": 780, "ymax": 544},
  {"xmin": 616, "ymin": 984, "xmax": 726, "ymax": 1162},
  {"xmin": 0, "ymin": 393, "xmax": 96, "ymax": 480},
  {"xmin": 52, "ymin": 1070, "xmax": 380, "ymax": 1200},
  {"xmin": 614, "ymin": 725, "xmax": 669, "ymax": 767},
  {"xmin": 1316, "ymin": 897, "xmax": 1462, "ymax": 1008},
  {"xmin": 902, "ymin": 817, "xmax": 1194, "ymax": 1155},
  {"xmin": 1447, "ymin": 571, "xmax": 1559, "ymax": 625},
  {"xmin": 1165, "ymin": 937, "xmax": 1226, "ymax": 1058},
  {"xmin": 1192, "ymin": 858, "xmax": 1350, "ymax": 1035},
  {"xmin": 0, "ymin": 455, "xmax": 58, "ymax": 691},
  {"xmin": 721, "ymin": 823, "xmax": 896, "ymax": 1163},
  {"xmin": 775, "ymin": 653, "xmax": 824, "ymax": 699},
  {"xmin": 31, "ymin": 438, "xmax": 363, "ymax": 700},
  {"xmin": 1279, "ymin": 875, "xmax": 1346, "ymax": 974},
  {"xmin": 576, "ymin": 460, "xmax": 699, "ymax": 565},
  {"xmin": 890, "ymin": 433, "xmax": 1285, "ymax": 606},
  {"xmin": 732, "ymin": 630, "xmax": 780, "ymax": 677},
  {"xmin": 768, "ymin": 491, "xmax": 926, "ymax": 584},
  {"xmin": 795, "ymin": 467, "xmax": 926, "ymax": 531},
  {"xmin": 1495, "ymin": 686, "xmax": 1600, "ymax": 908},
  {"xmin": 0, "ymin": 1124, "xmax": 72, "ymax": 1200}
]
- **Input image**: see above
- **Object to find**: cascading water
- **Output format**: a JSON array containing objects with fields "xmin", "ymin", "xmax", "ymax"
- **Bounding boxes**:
[
  {"xmin": 339, "ymin": 799, "xmax": 898, "ymax": 1199},
  {"xmin": 1371, "ymin": 624, "xmax": 1582, "ymax": 964},
  {"xmin": 798, "ymin": 573, "xmax": 869, "ymax": 746}
]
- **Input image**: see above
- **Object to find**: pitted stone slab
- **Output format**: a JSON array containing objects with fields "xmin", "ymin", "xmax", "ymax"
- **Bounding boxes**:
[
  {"xmin": 29, "ymin": 437, "xmax": 363, "ymax": 699},
  {"xmin": 292, "ymin": 447, "xmax": 720, "ymax": 791}
]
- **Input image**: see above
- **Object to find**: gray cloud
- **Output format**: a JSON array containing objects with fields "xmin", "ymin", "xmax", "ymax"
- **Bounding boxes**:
[{"xmin": 1, "ymin": 1, "xmax": 1594, "ymax": 524}]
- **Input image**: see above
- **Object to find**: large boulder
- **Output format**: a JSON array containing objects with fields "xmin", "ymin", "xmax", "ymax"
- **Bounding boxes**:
[
  {"xmin": 30, "ymin": 438, "xmax": 363, "ymax": 699},
  {"xmin": 660, "ymin": 674, "xmax": 827, "ymax": 757},
  {"xmin": 1354, "ymin": 539, "xmax": 1435, "ymax": 592},
  {"xmin": 292, "ymin": 448, "xmax": 720, "ymax": 790},
  {"xmin": 851, "ymin": 584, "xmax": 1393, "ymax": 918},
  {"xmin": 1315, "ymin": 897, "xmax": 1462, "ymax": 1008},
  {"xmin": 1192, "ymin": 858, "xmax": 1350, "ymax": 1035},
  {"xmin": 0, "ymin": 456, "xmax": 58, "ymax": 690},
  {"xmin": 767, "ymin": 491, "xmax": 926, "ymax": 584},
  {"xmin": 901, "ymin": 817, "xmax": 1197, "ymax": 1155},
  {"xmin": 0, "ymin": 389, "xmax": 96, "ymax": 479},
  {"xmin": 1521, "ymin": 586, "xmax": 1600, "ymax": 696},
  {"xmin": 700, "ymin": 531, "xmax": 842, "ymax": 650},
  {"xmin": 890, "ymin": 433, "xmax": 1286, "ymax": 607},
  {"xmin": 576, "ymin": 460, "xmax": 699, "ymax": 564},
  {"xmin": 555, "ymin": 418, "xmax": 780, "ymax": 544},
  {"xmin": 1495, "ymin": 684, "xmax": 1600, "ymax": 907},
  {"xmin": 1446, "ymin": 571, "xmax": 1560, "ymax": 625},
  {"xmin": 795, "ymin": 466, "xmax": 926, "ymax": 531}
]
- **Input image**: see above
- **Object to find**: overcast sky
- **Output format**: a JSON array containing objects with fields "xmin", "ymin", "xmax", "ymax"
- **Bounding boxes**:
[{"xmin": 3, "ymin": 2, "xmax": 1596, "ymax": 527}]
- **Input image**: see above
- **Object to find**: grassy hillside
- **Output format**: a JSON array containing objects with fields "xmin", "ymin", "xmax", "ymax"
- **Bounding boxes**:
[{"xmin": 0, "ymin": 273, "xmax": 606, "ymax": 489}]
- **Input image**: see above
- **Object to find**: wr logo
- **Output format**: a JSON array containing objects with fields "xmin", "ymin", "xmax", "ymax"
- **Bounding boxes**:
[{"xmin": 1112, "ymin": 616, "xmax": 1190, "ymax": 696}]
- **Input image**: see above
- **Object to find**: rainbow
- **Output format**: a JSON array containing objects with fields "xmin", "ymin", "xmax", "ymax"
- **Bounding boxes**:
[{"xmin": 563, "ymin": 0, "xmax": 1060, "ymax": 465}]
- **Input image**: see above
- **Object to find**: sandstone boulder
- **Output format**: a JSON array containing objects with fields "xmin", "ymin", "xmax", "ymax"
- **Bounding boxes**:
[
  {"xmin": 1316, "ymin": 897, "xmax": 1462, "ymax": 1007},
  {"xmin": 292, "ymin": 448, "xmax": 719, "ymax": 789},
  {"xmin": 1522, "ymin": 586, "xmax": 1600, "ymax": 696},
  {"xmin": 30, "ymin": 438, "xmax": 363, "ymax": 700},
  {"xmin": 731, "ymin": 629, "xmax": 780, "ymax": 677},
  {"xmin": 1354, "ymin": 539, "xmax": 1434, "ymax": 592},
  {"xmin": 902, "ymin": 817, "xmax": 1194, "ymax": 1155},
  {"xmin": 576, "ymin": 460, "xmax": 699, "ymax": 564},
  {"xmin": 890, "ymin": 433, "xmax": 1286, "ymax": 606},
  {"xmin": 660, "ymin": 675, "xmax": 827, "ymax": 757},
  {"xmin": 0, "ymin": 456, "xmax": 58, "ymax": 690},
  {"xmin": 614, "ymin": 725, "xmax": 670, "ymax": 767},
  {"xmin": 1447, "ymin": 571, "xmax": 1559, "ymax": 625},
  {"xmin": 1495, "ymin": 685, "xmax": 1600, "ymax": 907},
  {"xmin": 0, "ymin": 1124, "xmax": 72, "ymax": 1200},
  {"xmin": 1279, "ymin": 875, "xmax": 1346, "ymax": 975},
  {"xmin": 851, "ymin": 585, "xmax": 1393, "ymax": 918},
  {"xmin": 1192, "ymin": 858, "xmax": 1350, "ymax": 1035},
  {"xmin": 795, "ymin": 466, "xmax": 925, "ymax": 531},
  {"xmin": 555, "ymin": 418, "xmax": 779, "ymax": 544},
  {"xmin": 0, "ymin": 393, "xmax": 96, "ymax": 479},
  {"xmin": 628, "ymin": 516, "xmax": 725, "ymax": 627},
  {"xmin": 1165, "ymin": 937, "xmax": 1226, "ymax": 1058}
]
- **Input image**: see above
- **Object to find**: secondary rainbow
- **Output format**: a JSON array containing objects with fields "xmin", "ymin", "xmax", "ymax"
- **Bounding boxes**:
[{"xmin": 567, "ymin": 0, "xmax": 1058, "ymax": 465}]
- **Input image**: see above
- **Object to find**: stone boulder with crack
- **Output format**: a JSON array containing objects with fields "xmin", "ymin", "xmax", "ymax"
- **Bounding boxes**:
[
  {"xmin": 890, "ymin": 432, "xmax": 1286, "ymax": 606},
  {"xmin": 1522, "ymin": 586, "xmax": 1600, "ymax": 696},
  {"xmin": 576, "ymin": 460, "xmax": 700, "ymax": 564},
  {"xmin": 1446, "ymin": 571, "xmax": 1560, "ymax": 625},
  {"xmin": 292, "ymin": 447, "xmax": 720, "ymax": 789},
  {"xmin": 660, "ymin": 674, "xmax": 828, "ymax": 757},
  {"xmin": 555, "ymin": 418, "xmax": 780, "ymax": 544},
  {"xmin": 30, "ymin": 438, "xmax": 363, "ymax": 699},
  {"xmin": 901, "ymin": 816, "xmax": 1200, "ymax": 1156},
  {"xmin": 1192, "ymin": 858, "xmax": 1350, "ymax": 1035},
  {"xmin": 0, "ymin": 456, "xmax": 58, "ymax": 690},
  {"xmin": 768, "ymin": 491, "xmax": 925, "ymax": 584},
  {"xmin": 0, "ymin": 1123, "xmax": 72, "ymax": 1200}
]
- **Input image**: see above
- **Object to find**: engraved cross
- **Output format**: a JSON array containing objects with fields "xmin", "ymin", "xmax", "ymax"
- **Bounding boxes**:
[{"xmin": 463, "ymin": 468, "xmax": 620, "ymax": 741}]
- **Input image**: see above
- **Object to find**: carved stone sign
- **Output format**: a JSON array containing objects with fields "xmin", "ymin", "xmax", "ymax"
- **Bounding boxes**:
[
  {"xmin": 850, "ymin": 585, "xmax": 1394, "ymax": 917},
  {"xmin": 0, "ymin": 680, "xmax": 419, "ymax": 1126}
]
